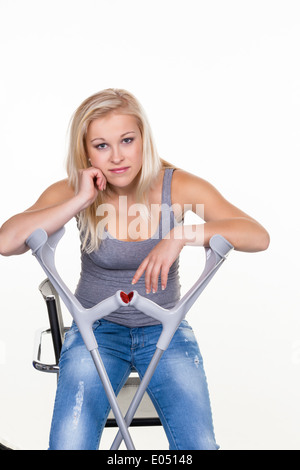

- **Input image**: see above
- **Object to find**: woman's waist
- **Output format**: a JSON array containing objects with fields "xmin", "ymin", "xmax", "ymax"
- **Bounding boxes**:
[
  {"xmin": 79, "ymin": 261, "xmax": 179, "ymax": 282},
  {"xmin": 75, "ymin": 274, "xmax": 181, "ymax": 310}
]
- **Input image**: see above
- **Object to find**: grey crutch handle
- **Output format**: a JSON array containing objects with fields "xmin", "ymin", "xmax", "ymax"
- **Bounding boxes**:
[{"xmin": 26, "ymin": 227, "xmax": 233, "ymax": 351}]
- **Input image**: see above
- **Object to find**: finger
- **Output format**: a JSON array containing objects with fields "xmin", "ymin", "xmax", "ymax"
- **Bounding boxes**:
[
  {"xmin": 160, "ymin": 264, "xmax": 170, "ymax": 291},
  {"xmin": 101, "ymin": 176, "xmax": 107, "ymax": 190},
  {"xmin": 132, "ymin": 258, "xmax": 149, "ymax": 285},
  {"xmin": 150, "ymin": 263, "xmax": 162, "ymax": 293},
  {"xmin": 88, "ymin": 166, "xmax": 104, "ymax": 180},
  {"xmin": 144, "ymin": 260, "xmax": 155, "ymax": 294},
  {"xmin": 100, "ymin": 180, "xmax": 106, "ymax": 191},
  {"xmin": 98, "ymin": 178, "xmax": 105, "ymax": 191},
  {"xmin": 96, "ymin": 175, "xmax": 107, "ymax": 191}
]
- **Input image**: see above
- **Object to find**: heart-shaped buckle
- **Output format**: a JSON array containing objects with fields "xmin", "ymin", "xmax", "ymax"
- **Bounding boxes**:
[{"xmin": 120, "ymin": 291, "xmax": 134, "ymax": 304}]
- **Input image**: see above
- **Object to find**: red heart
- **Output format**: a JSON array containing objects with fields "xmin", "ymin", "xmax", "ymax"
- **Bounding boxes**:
[{"xmin": 120, "ymin": 291, "xmax": 134, "ymax": 304}]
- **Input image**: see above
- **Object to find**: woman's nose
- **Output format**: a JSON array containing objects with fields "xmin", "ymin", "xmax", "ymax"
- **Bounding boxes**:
[{"xmin": 110, "ymin": 146, "xmax": 124, "ymax": 163}]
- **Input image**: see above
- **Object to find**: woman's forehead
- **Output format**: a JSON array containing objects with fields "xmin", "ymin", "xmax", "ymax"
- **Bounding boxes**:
[{"xmin": 87, "ymin": 113, "xmax": 140, "ymax": 139}]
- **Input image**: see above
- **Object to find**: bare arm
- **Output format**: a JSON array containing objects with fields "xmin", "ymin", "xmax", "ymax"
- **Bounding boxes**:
[
  {"xmin": 0, "ymin": 167, "xmax": 106, "ymax": 256},
  {"xmin": 132, "ymin": 169, "xmax": 270, "ymax": 293},
  {"xmin": 171, "ymin": 170, "xmax": 270, "ymax": 252}
]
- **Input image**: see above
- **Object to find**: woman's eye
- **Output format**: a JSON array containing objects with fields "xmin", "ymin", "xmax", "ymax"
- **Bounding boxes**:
[
  {"xmin": 96, "ymin": 143, "xmax": 108, "ymax": 150},
  {"xmin": 123, "ymin": 137, "xmax": 134, "ymax": 144}
]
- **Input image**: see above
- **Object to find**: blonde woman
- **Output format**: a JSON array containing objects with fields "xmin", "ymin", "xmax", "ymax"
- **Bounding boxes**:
[{"xmin": 0, "ymin": 89, "xmax": 269, "ymax": 450}]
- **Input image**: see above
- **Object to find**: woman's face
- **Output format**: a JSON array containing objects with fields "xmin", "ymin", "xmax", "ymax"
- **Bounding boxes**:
[{"xmin": 86, "ymin": 113, "xmax": 143, "ymax": 194}]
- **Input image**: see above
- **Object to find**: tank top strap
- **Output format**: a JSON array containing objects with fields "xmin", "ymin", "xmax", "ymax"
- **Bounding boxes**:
[
  {"xmin": 159, "ymin": 168, "xmax": 176, "ymax": 239},
  {"xmin": 161, "ymin": 167, "xmax": 175, "ymax": 206}
]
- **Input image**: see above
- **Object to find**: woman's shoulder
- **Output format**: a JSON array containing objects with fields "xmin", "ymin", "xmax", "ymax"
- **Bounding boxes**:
[
  {"xmin": 171, "ymin": 168, "xmax": 218, "ymax": 209},
  {"xmin": 171, "ymin": 167, "xmax": 206, "ymax": 186},
  {"xmin": 171, "ymin": 168, "xmax": 204, "ymax": 199}
]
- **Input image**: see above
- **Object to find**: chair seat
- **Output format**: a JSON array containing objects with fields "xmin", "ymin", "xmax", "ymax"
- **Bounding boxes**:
[{"xmin": 106, "ymin": 374, "xmax": 161, "ymax": 427}]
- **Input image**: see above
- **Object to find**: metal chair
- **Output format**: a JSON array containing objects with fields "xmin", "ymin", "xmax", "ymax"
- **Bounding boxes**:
[{"xmin": 33, "ymin": 278, "xmax": 162, "ymax": 428}]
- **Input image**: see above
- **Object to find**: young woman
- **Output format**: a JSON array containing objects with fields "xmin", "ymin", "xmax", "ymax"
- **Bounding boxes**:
[{"xmin": 0, "ymin": 89, "xmax": 269, "ymax": 450}]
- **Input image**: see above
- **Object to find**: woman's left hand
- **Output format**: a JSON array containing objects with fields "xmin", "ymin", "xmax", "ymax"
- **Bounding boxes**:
[{"xmin": 131, "ymin": 228, "xmax": 185, "ymax": 294}]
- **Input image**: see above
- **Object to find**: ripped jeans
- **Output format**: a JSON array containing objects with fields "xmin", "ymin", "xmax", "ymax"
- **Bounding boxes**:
[{"xmin": 48, "ymin": 319, "xmax": 218, "ymax": 450}]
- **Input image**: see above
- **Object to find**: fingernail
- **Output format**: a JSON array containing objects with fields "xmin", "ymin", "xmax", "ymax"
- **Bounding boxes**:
[
  {"xmin": 152, "ymin": 288, "xmax": 156, "ymax": 294},
  {"xmin": 146, "ymin": 289, "xmax": 150, "ymax": 294},
  {"xmin": 162, "ymin": 285, "xmax": 165, "ymax": 291}
]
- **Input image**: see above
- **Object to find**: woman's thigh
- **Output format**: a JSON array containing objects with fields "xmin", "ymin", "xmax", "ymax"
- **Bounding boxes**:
[
  {"xmin": 135, "ymin": 321, "xmax": 219, "ymax": 450},
  {"xmin": 49, "ymin": 322, "xmax": 131, "ymax": 450}
]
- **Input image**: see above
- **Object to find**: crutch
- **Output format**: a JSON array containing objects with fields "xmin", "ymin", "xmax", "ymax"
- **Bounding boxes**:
[{"xmin": 26, "ymin": 226, "xmax": 233, "ymax": 450}]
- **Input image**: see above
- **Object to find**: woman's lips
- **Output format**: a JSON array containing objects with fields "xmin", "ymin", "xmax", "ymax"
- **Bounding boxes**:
[{"xmin": 109, "ymin": 167, "xmax": 130, "ymax": 174}]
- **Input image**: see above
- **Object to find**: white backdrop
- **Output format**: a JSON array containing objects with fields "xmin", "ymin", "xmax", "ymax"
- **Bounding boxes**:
[{"xmin": 0, "ymin": 0, "xmax": 299, "ymax": 450}]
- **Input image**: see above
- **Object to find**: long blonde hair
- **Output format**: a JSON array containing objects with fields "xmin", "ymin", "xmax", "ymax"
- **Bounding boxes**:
[{"xmin": 66, "ymin": 88, "xmax": 175, "ymax": 252}]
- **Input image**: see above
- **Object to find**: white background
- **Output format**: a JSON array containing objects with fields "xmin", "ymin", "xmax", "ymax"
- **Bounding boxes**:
[{"xmin": 0, "ymin": 0, "xmax": 299, "ymax": 450}]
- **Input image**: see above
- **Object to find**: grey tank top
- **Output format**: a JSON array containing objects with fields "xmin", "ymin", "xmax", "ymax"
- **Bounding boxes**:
[{"xmin": 75, "ymin": 168, "xmax": 181, "ymax": 327}]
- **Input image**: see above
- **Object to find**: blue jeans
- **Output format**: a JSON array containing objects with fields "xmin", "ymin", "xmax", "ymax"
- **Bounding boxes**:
[{"xmin": 49, "ymin": 319, "xmax": 218, "ymax": 450}]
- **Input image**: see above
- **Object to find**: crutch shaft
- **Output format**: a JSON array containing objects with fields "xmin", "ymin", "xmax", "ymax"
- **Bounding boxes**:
[
  {"xmin": 110, "ymin": 348, "xmax": 164, "ymax": 450},
  {"xmin": 90, "ymin": 349, "xmax": 135, "ymax": 450}
]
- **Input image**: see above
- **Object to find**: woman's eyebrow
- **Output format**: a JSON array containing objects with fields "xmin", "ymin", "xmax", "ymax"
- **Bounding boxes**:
[{"xmin": 91, "ymin": 131, "xmax": 136, "ymax": 143}]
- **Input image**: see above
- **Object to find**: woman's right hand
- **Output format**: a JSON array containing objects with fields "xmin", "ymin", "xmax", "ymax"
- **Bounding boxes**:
[
  {"xmin": 77, "ymin": 167, "xmax": 107, "ymax": 209},
  {"xmin": 0, "ymin": 168, "xmax": 106, "ymax": 256}
]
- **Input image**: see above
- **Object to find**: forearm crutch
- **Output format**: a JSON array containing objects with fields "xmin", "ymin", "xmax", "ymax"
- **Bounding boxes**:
[{"xmin": 26, "ymin": 227, "xmax": 233, "ymax": 450}]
